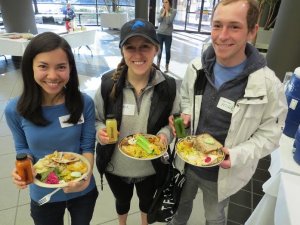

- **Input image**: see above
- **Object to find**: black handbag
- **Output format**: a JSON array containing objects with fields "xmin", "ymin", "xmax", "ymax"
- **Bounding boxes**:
[{"xmin": 147, "ymin": 138, "xmax": 186, "ymax": 224}]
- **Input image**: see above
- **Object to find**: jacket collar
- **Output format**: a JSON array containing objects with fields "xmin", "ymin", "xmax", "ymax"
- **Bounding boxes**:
[
  {"xmin": 244, "ymin": 68, "xmax": 267, "ymax": 98},
  {"xmin": 190, "ymin": 57, "xmax": 268, "ymax": 100},
  {"xmin": 192, "ymin": 43, "xmax": 268, "ymax": 99},
  {"xmin": 200, "ymin": 43, "xmax": 267, "ymax": 76}
]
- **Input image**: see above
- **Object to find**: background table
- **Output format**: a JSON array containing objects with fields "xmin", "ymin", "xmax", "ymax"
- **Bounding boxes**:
[
  {"xmin": 60, "ymin": 29, "xmax": 96, "ymax": 48},
  {"xmin": 99, "ymin": 13, "xmax": 128, "ymax": 30},
  {"xmin": 268, "ymin": 134, "xmax": 300, "ymax": 176},
  {"xmin": 245, "ymin": 134, "xmax": 300, "ymax": 225},
  {"xmin": 0, "ymin": 36, "xmax": 29, "ymax": 56},
  {"xmin": 0, "ymin": 30, "xmax": 96, "ymax": 57},
  {"xmin": 60, "ymin": 29, "xmax": 96, "ymax": 55}
]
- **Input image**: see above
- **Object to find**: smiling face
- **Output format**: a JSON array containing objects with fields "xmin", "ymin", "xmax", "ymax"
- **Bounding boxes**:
[
  {"xmin": 122, "ymin": 36, "xmax": 158, "ymax": 79},
  {"xmin": 211, "ymin": 0, "xmax": 257, "ymax": 66},
  {"xmin": 33, "ymin": 48, "xmax": 70, "ymax": 105}
]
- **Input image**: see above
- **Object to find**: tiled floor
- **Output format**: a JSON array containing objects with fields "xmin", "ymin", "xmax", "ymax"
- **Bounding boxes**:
[
  {"xmin": 0, "ymin": 24, "xmax": 271, "ymax": 225},
  {"xmin": 227, "ymin": 155, "xmax": 271, "ymax": 225}
]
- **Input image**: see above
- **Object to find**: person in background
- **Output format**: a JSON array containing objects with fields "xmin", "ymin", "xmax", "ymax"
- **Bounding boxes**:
[
  {"xmin": 63, "ymin": 3, "xmax": 76, "ymax": 32},
  {"xmin": 156, "ymin": 0, "xmax": 177, "ymax": 73},
  {"xmin": 5, "ymin": 32, "xmax": 98, "ymax": 225},
  {"xmin": 94, "ymin": 18, "xmax": 180, "ymax": 225},
  {"xmin": 168, "ymin": 0, "xmax": 288, "ymax": 224}
]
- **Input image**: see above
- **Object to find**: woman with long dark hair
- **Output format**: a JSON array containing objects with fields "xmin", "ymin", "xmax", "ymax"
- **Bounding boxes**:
[{"xmin": 5, "ymin": 32, "xmax": 98, "ymax": 225}]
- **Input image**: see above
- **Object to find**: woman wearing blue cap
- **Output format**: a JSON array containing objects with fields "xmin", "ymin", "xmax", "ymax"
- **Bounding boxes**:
[{"xmin": 94, "ymin": 18, "xmax": 180, "ymax": 225}]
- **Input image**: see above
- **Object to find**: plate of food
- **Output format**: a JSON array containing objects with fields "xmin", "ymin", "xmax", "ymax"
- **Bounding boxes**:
[
  {"xmin": 33, "ymin": 151, "xmax": 90, "ymax": 188},
  {"xmin": 118, "ymin": 134, "xmax": 168, "ymax": 160},
  {"xmin": 9, "ymin": 34, "xmax": 22, "ymax": 39},
  {"xmin": 175, "ymin": 133, "xmax": 225, "ymax": 167}
]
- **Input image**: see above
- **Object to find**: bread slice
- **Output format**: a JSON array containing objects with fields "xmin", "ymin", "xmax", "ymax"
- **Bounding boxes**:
[{"xmin": 194, "ymin": 133, "xmax": 223, "ymax": 153}]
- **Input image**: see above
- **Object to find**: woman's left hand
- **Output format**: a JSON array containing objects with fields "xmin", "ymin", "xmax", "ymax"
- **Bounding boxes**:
[
  {"xmin": 219, "ymin": 147, "xmax": 231, "ymax": 169},
  {"xmin": 63, "ymin": 175, "xmax": 91, "ymax": 193}
]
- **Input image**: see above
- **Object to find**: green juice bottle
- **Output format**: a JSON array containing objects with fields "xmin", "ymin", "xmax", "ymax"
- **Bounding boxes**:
[
  {"xmin": 173, "ymin": 113, "xmax": 187, "ymax": 138},
  {"xmin": 106, "ymin": 114, "xmax": 118, "ymax": 144}
]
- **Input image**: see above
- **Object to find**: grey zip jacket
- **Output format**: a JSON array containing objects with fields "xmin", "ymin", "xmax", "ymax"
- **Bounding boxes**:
[{"xmin": 175, "ymin": 44, "xmax": 288, "ymax": 201}]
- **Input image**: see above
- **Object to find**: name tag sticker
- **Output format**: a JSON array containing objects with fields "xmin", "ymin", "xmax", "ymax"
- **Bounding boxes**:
[
  {"xmin": 289, "ymin": 99, "xmax": 298, "ymax": 110},
  {"xmin": 217, "ymin": 97, "xmax": 235, "ymax": 114},
  {"xmin": 123, "ymin": 104, "xmax": 135, "ymax": 116},
  {"xmin": 59, "ymin": 114, "xmax": 84, "ymax": 128}
]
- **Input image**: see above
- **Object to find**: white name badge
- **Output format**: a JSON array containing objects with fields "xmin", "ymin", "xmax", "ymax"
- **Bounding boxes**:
[
  {"xmin": 289, "ymin": 98, "xmax": 298, "ymax": 110},
  {"xmin": 59, "ymin": 114, "xmax": 84, "ymax": 128},
  {"xmin": 217, "ymin": 97, "xmax": 235, "ymax": 114},
  {"xmin": 123, "ymin": 104, "xmax": 135, "ymax": 116}
]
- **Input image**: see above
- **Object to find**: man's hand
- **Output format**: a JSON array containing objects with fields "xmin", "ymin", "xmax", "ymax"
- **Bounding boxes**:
[
  {"xmin": 181, "ymin": 113, "xmax": 191, "ymax": 128},
  {"xmin": 169, "ymin": 113, "xmax": 191, "ymax": 137},
  {"xmin": 219, "ymin": 147, "xmax": 231, "ymax": 169}
]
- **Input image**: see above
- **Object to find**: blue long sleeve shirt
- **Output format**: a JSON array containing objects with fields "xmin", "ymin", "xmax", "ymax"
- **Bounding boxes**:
[{"xmin": 5, "ymin": 93, "xmax": 96, "ymax": 202}]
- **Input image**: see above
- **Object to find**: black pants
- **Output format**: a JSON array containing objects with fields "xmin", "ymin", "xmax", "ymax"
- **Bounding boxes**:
[
  {"xmin": 157, "ymin": 33, "xmax": 173, "ymax": 65},
  {"xmin": 105, "ymin": 172, "xmax": 156, "ymax": 215},
  {"xmin": 31, "ymin": 187, "xmax": 98, "ymax": 225}
]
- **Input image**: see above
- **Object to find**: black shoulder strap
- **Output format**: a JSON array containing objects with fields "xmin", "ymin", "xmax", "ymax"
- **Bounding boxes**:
[
  {"xmin": 194, "ymin": 68, "xmax": 207, "ymax": 95},
  {"xmin": 149, "ymin": 72, "xmax": 177, "ymax": 188},
  {"xmin": 100, "ymin": 70, "xmax": 115, "ymax": 116},
  {"xmin": 97, "ymin": 70, "xmax": 117, "ymax": 190},
  {"xmin": 148, "ymin": 72, "xmax": 176, "ymax": 134},
  {"xmin": 192, "ymin": 68, "xmax": 207, "ymax": 133},
  {"xmin": 162, "ymin": 72, "xmax": 176, "ymax": 103}
]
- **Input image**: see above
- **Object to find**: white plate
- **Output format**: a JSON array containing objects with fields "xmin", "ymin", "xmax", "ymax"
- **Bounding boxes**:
[
  {"xmin": 33, "ymin": 152, "xmax": 90, "ymax": 188},
  {"xmin": 176, "ymin": 136, "xmax": 225, "ymax": 167},
  {"xmin": 118, "ymin": 134, "xmax": 168, "ymax": 160}
]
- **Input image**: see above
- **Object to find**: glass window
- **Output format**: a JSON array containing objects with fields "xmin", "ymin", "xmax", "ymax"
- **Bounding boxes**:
[{"xmin": 156, "ymin": 0, "xmax": 219, "ymax": 33}]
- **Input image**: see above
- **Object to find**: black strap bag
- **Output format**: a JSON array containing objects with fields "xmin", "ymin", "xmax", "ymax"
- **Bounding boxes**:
[{"xmin": 147, "ymin": 138, "xmax": 186, "ymax": 224}]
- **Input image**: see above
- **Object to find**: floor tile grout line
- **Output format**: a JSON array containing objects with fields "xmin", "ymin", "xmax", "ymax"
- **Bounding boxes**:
[
  {"xmin": 227, "ymin": 218, "xmax": 243, "ymax": 225},
  {"xmin": 240, "ymin": 187, "xmax": 263, "ymax": 196},
  {"xmin": 0, "ymin": 202, "xmax": 30, "ymax": 211},
  {"xmin": 229, "ymin": 201, "xmax": 252, "ymax": 210}
]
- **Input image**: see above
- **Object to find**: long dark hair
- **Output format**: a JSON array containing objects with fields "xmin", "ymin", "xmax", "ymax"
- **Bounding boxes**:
[{"xmin": 17, "ymin": 32, "xmax": 83, "ymax": 126}]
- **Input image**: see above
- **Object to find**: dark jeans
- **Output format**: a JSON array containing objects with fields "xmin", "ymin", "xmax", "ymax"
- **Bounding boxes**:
[
  {"xmin": 105, "ymin": 172, "xmax": 156, "ymax": 215},
  {"xmin": 31, "ymin": 187, "xmax": 98, "ymax": 225},
  {"xmin": 157, "ymin": 33, "xmax": 173, "ymax": 65}
]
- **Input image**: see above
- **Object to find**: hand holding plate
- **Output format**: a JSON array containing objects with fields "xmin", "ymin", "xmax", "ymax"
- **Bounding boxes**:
[{"xmin": 219, "ymin": 147, "xmax": 231, "ymax": 169}]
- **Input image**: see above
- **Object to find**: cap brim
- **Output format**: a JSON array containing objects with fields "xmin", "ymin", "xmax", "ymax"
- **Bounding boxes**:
[{"xmin": 119, "ymin": 33, "xmax": 159, "ymax": 48}]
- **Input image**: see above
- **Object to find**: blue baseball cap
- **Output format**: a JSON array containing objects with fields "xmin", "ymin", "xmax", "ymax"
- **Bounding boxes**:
[{"xmin": 119, "ymin": 18, "xmax": 159, "ymax": 48}]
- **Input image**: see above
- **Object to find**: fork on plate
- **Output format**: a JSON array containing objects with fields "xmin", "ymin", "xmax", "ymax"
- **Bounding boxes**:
[{"xmin": 38, "ymin": 187, "xmax": 62, "ymax": 206}]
